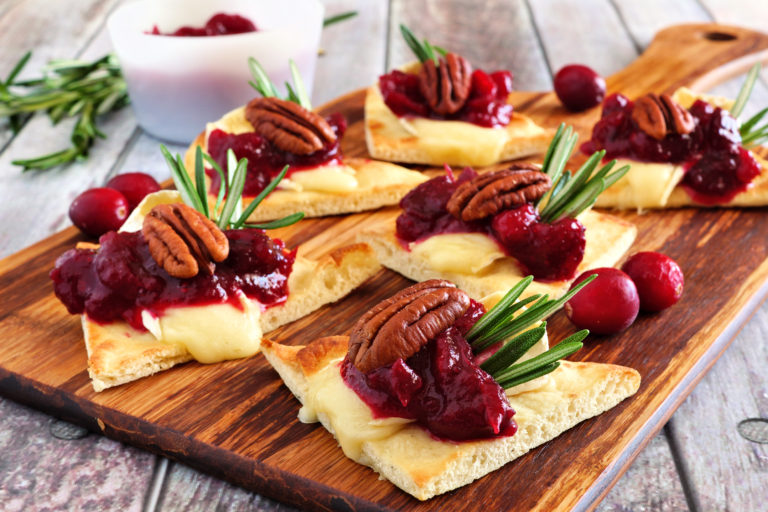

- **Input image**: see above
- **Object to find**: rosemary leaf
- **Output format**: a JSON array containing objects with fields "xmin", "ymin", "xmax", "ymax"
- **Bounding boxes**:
[
  {"xmin": 731, "ymin": 63, "xmax": 760, "ymax": 119},
  {"xmin": 161, "ymin": 145, "xmax": 200, "ymax": 211},
  {"xmin": 740, "ymin": 106, "xmax": 768, "ymax": 134},
  {"xmin": 466, "ymin": 275, "xmax": 533, "ymax": 341},
  {"xmin": 244, "ymin": 212, "xmax": 305, "ymax": 230},
  {"xmin": 400, "ymin": 24, "xmax": 429, "ymax": 63},
  {"xmin": 323, "ymin": 10, "xmax": 358, "ymax": 27},
  {"xmin": 201, "ymin": 153, "xmax": 227, "ymax": 214},
  {"xmin": 496, "ymin": 362, "xmax": 560, "ymax": 390},
  {"xmin": 218, "ymin": 156, "xmax": 248, "ymax": 229},
  {"xmin": 289, "ymin": 60, "xmax": 312, "ymax": 110},
  {"xmin": 194, "ymin": 146, "xmax": 209, "ymax": 218},
  {"xmin": 479, "ymin": 325, "xmax": 547, "ymax": 375},
  {"xmin": 248, "ymin": 57, "xmax": 279, "ymax": 97},
  {"xmin": 233, "ymin": 165, "xmax": 290, "ymax": 229},
  {"xmin": 492, "ymin": 340, "xmax": 583, "ymax": 384}
]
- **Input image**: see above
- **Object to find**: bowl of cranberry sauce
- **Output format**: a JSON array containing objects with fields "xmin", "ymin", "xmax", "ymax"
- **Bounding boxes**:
[{"xmin": 108, "ymin": 0, "xmax": 324, "ymax": 144}]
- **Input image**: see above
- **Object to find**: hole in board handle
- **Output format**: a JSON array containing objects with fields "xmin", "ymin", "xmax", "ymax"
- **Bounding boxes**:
[
  {"xmin": 704, "ymin": 31, "xmax": 737, "ymax": 41},
  {"xmin": 737, "ymin": 418, "xmax": 768, "ymax": 444}
]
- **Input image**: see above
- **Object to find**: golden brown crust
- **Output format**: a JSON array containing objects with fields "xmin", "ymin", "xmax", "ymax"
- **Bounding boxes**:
[{"xmin": 296, "ymin": 336, "xmax": 349, "ymax": 376}]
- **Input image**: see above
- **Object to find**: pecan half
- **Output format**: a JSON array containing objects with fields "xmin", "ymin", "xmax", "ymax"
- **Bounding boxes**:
[
  {"xmin": 245, "ymin": 97, "xmax": 336, "ymax": 155},
  {"xmin": 348, "ymin": 280, "xmax": 470, "ymax": 373},
  {"xmin": 446, "ymin": 165, "xmax": 551, "ymax": 222},
  {"xmin": 631, "ymin": 93, "xmax": 694, "ymax": 140},
  {"xmin": 142, "ymin": 204, "xmax": 229, "ymax": 279},
  {"xmin": 418, "ymin": 53, "xmax": 473, "ymax": 115}
]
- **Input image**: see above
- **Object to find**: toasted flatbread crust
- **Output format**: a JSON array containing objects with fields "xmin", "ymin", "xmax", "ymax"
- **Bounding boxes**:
[
  {"xmin": 185, "ymin": 131, "xmax": 428, "ymax": 222},
  {"xmin": 357, "ymin": 209, "xmax": 636, "ymax": 301},
  {"xmin": 84, "ymin": 244, "xmax": 380, "ymax": 391},
  {"xmin": 262, "ymin": 336, "xmax": 640, "ymax": 500},
  {"xmin": 364, "ymin": 84, "xmax": 552, "ymax": 167}
]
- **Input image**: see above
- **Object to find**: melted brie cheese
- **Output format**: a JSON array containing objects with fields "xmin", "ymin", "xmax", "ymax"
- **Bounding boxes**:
[
  {"xmin": 282, "ymin": 165, "xmax": 358, "ymax": 193},
  {"xmin": 609, "ymin": 159, "xmax": 685, "ymax": 210},
  {"xmin": 120, "ymin": 191, "xmax": 264, "ymax": 364},
  {"xmin": 410, "ymin": 233, "xmax": 506, "ymax": 274},
  {"xmin": 367, "ymin": 86, "xmax": 546, "ymax": 167},
  {"xmin": 141, "ymin": 293, "xmax": 263, "ymax": 364},
  {"xmin": 301, "ymin": 358, "xmax": 413, "ymax": 461}
]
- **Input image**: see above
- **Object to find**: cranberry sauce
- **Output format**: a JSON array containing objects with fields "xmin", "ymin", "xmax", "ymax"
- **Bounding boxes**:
[
  {"xmin": 379, "ymin": 68, "xmax": 514, "ymax": 127},
  {"xmin": 396, "ymin": 169, "xmax": 586, "ymax": 281},
  {"xmin": 206, "ymin": 113, "xmax": 347, "ymax": 197},
  {"xmin": 341, "ymin": 299, "xmax": 518, "ymax": 442},
  {"xmin": 583, "ymin": 94, "xmax": 761, "ymax": 203},
  {"xmin": 50, "ymin": 229, "xmax": 295, "ymax": 331},
  {"xmin": 148, "ymin": 13, "xmax": 257, "ymax": 37}
]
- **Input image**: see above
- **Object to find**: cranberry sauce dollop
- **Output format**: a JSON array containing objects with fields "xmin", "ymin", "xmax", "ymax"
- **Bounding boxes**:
[
  {"xmin": 582, "ymin": 93, "xmax": 761, "ymax": 204},
  {"xmin": 206, "ymin": 113, "xmax": 347, "ymax": 197},
  {"xmin": 50, "ymin": 229, "xmax": 295, "ymax": 331},
  {"xmin": 341, "ymin": 299, "xmax": 518, "ymax": 442},
  {"xmin": 379, "ymin": 68, "xmax": 514, "ymax": 127},
  {"xmin": 148, "ymin": 13, "xmax": 257, "ymax": 37},
  {"xmin": 395, "ymin": 169, "xmax": 586, "ymax": 281}
]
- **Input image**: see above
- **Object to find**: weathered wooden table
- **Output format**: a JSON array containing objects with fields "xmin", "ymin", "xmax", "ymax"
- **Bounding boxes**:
[{"xmin": 1, "ymin": 0, "xmax": 767, "ymax": 510}]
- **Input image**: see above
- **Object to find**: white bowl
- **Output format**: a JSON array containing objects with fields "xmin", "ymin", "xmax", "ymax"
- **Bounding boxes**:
[{"xmin": 108, "ymin": 0, "xmax": 324, "ymax": 144}]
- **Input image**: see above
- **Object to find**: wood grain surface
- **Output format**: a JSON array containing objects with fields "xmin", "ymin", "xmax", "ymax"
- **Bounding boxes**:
[{"xmin": 1, "ymin": 22, "xmax": 768, "ymax": 512}]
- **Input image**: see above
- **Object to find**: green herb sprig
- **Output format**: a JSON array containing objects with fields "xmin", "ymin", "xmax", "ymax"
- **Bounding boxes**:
[
  {"xmin": 160, "ymin": 145, "xmax": 303, "ymax": 230},
  {"xmin": 732, "ymin": 63, "xmax": 768, "ymax": 149},
  {"xmin": 1, "ymin": 52, "xmax": 129, "ymax": 171},
  {"xmin": 399, "ymin": 24, "xmax": 446, "ymax": 64},
  {"xmin": 468, "ymin": 275, "xmax": 595, "ymax": 389},
  {"xmin": 323, "ymin": 11, "xmax": 358, "ymax": 27},
  {"xmin": 536, "ymin": 124, "xmax": 630, "ymax": 223},
  {"xmin": 249, "ymin": 58, "xmax": 312, "ymax": 110}
]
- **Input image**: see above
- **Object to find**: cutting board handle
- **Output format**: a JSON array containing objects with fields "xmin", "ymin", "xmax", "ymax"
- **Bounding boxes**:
[{"xmin": 608, "ymin": 23, "xmax": 768, "ymax": 96}]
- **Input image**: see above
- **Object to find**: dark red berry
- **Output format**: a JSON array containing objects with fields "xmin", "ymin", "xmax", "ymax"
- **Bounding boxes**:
[
  {"xmin": 204, "ymin": 13, "xmax": 257, "ymax": 36},
  {"xmin": 621, "ymin": 252, "xmax": 684, "ymax": 312},
  {"xmin": 554, "ymin": 64, "xmax": 606, "ymax": 112},
  {"xmin": 105, "ymin": 172, "xmax": 161, "ymax": 210},
  {"xmin": 69, "ymin": 188, "xmax": 130, "ymax": 237},
  {"xmin": 565, "ymin": 268, "xmax": 639, "ymax": 335}
]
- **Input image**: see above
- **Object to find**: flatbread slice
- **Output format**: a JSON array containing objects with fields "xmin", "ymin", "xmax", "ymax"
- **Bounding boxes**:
[
  {"xmin": 357, "ymin": 209, "xmax": 637, "ymax": 301},
  {"xmin": 80, "ymin": 192, "xmax": 381, "ymax": 391},
  {"xmin": 261, "ymin": 336, "xmax": 640, "ymax": 500},
  {"xmin": 184, "ymin": 105, "xmax": 428, "ymax": 222}
]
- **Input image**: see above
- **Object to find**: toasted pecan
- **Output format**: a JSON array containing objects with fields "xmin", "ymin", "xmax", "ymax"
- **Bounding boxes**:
[
  {"xmin": 446, "ymin": 165, "xmax": 550, "ymax": 221},
  {"xmin": 632, "ymin": 93, "xmax": 694, "ymax": 140},
  {"xmin": 348, "ymin": 280, "xmax": 470, "ymax": 373},
  {"xmin": 142, "ymin": 204, "xmax": 229, "ymax": 279},
  {"xmin": 418, "ymin": 53, "xmax": 473, "ymax": 115},
  {"xmin": 246, "ymin": 97, "xmax": 336, "ymax": 155}
]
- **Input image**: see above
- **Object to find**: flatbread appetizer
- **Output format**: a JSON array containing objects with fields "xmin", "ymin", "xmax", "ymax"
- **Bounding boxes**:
[
  {"xmin": 185, "ymin": 60, "xmax": 427, "ymax": 222},
  {"xmin": 51, "ymin": 150, "xmax": 379, "ymax": 391},
  {"xmin": 262, "ymin": 278, "xmax": 640, "ymax": 500},
  {"xmin": 587, "ymin": 64, "xmax": 768, "ymax": 210},
  {"xmin": 365, "ymin": 25, "xmax": 552, "ymax": 167},
  {"xmin": 359, "ymin": 125, "xmax": 637, "ymax": 300}
]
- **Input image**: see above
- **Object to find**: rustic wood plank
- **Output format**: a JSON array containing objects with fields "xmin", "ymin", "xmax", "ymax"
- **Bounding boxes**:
[
  {"xmin": 389, "ymin": 0, "xmax": 552, "ymax": 91},
  {"xmin": 0, "ymin": 396, "xmax": 154, "ymax": 512},
  {"xmin": 595, "ymin": 432, "xmax": 689, "ymax": 512},
  {"xmin": 2, "ymin": 26, "xmax": 768, "ymax": 512}
]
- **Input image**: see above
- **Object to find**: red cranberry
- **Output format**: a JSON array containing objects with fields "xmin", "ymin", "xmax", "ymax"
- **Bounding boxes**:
[
  {"xmin": 204, "ymin": 13, "xmax": 257, "ymax": 35},
  {"xmin": 554, "ymin": 64, "xmax": 606, "ymax": 112},
  {"xmin": 69, "ymin": 188, "xmax": 130, "ymax": 237},
  {"xmin": 105, "ymin": 172, "xmax": 161, "ymax": 210},
  {"xmin": 621, "ymin": 252, "xmax": 684, "ymax": 312},
  {"xmin": 565, "ymin": 268, "xmax": 639, "ymax": 335}
]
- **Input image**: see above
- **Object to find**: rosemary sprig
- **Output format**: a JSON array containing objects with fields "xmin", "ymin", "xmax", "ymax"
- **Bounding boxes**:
[
  {"xmin": 323, "ymin": 11, "xmax": 358, "ymax": 27},
  {"xmin": 248, "ymin": 58, "xmax": 312, "ymax": 110},
  {"xmin": 1, "ymin": 52, "xmax": 129, "ymax": 171},
  {"xmin": 469, "ymin": 275, "xmax": 595, "ymax": 389},
  {"xmin": 732, "ymin": 63, "xmax": 768, "ymax": 149},
  {"xmin": 160, "ymin": 144, "xmax": 304, "ymax": 230},
  {"xmin": 399, "ymin": 24, "xmax": 445, "ymax": 64},
  {"xmin": 536, "ymin": 123, "xmax": 629, "ymax": 223}
]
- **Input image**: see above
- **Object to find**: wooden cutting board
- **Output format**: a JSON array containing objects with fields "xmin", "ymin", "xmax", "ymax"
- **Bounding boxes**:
[{"xmin": 2, "ymin": 23, "xmax": 768, "ymax": 512}]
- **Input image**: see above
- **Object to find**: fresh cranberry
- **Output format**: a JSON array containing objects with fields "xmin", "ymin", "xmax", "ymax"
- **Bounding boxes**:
[
  {"xmin": 565, "ymin": 268, "xmax": 639, "ymax": 335},
  {"xmin": 493, "ymin": 206, "xmax": 586, "ymax": 281},
  {"xmin": 490, "ymin": 71, "xmax": 514, "ymax": 97},
  {"xmin": 204, "ymin": 13, "xmax": 257, "ymax": 35},
  {"xmin": 622, "ymin": 252, "xmax": 684, "ymax": 312},
  {"xmin": 554, "ymin": 64, "xmax": 606, "ymax": 111},
  {"xmin": 105, "ymin": 173, "xmax": 161, "ymax": 211},
  {"xmin": 69, "ymin": 188, "xmax": 129, "ymax": 237}
]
